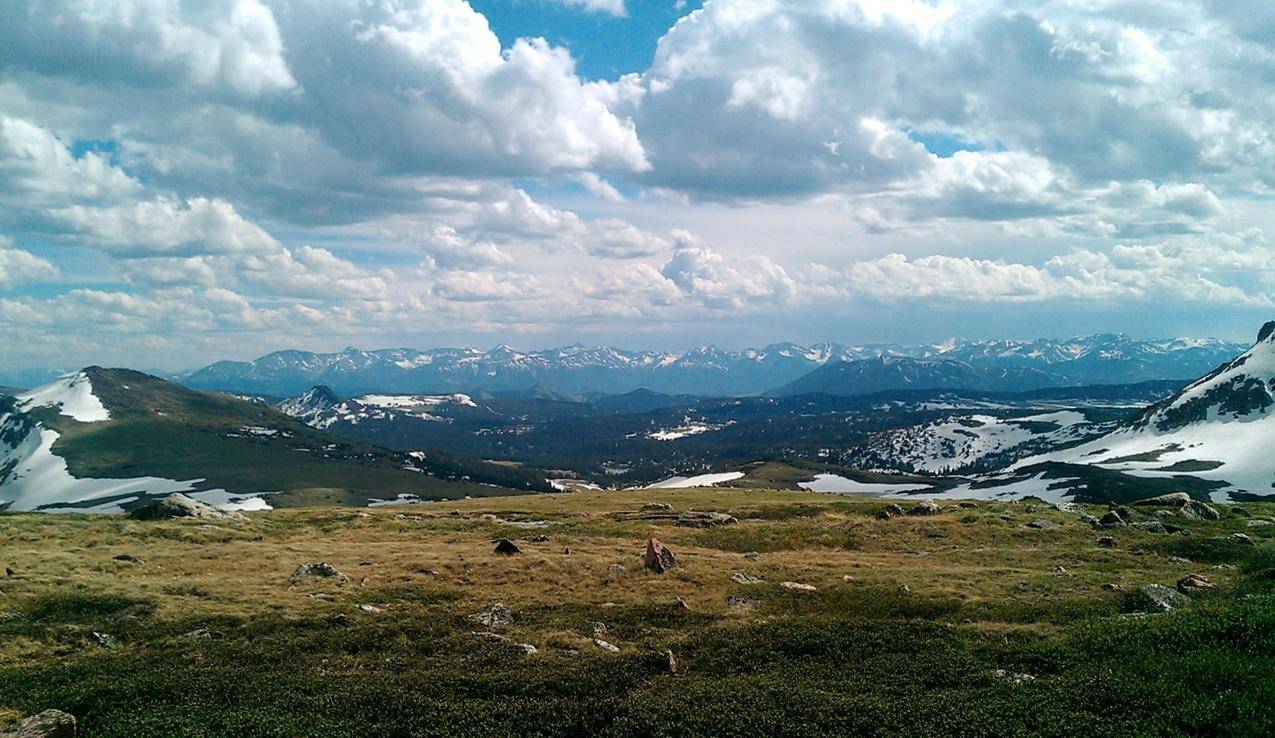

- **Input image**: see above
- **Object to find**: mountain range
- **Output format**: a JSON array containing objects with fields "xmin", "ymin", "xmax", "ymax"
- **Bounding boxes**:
[{"xmin": 175, "ymin": 334, "xmax": 1246, "ymax": 397}]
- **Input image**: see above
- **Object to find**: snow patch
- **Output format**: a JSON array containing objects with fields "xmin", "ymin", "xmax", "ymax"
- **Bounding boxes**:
[
  {"xmin": 17, "ymin": 372, "xmax": 110, "ymax": 422},
  {"xmin": 645, "ymin": 471, "xmax": 744, "ymax": 489}
]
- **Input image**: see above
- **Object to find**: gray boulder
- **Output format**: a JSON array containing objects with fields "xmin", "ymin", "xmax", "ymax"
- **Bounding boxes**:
[
  {"xmin": 0, "ymin": 710, "xmax": 76, "ymax": 738},
  {"xmin": 470, "ymin": 602, "xmax": 512, "ymax": 629},
  {"xmin": 1134, "ymin": 584, "xmax": 1190, "ymax": 612},
  {"xmin": 290, "ymin": 562, "xmax": 349, "ymax": 583},
  {"xmin": 1179, "ymin": 500, "xmax": 1220, "ymax": 521},
  {"xmin": 1177, "ymin": 573, "xmax": 1215, "ymax": 594},
  {"xmin": 907, "ymin": 501, "xmax": 941, "ymax": 516},
  {"xmin": 127, "ymin": 493, "xmax": 245, "ymax": 521},
  {"xmin": 1134, "ymin": 492, "xmax": 1191, "ymax": 507}
]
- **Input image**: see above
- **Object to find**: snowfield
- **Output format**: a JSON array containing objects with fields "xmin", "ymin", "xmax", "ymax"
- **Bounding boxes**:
[
  {"xmin": 645, "ymin": 472, "xmax": 745, "ymax": 489},
  {"xmin": 17, "ymin": 371, "xmax": 110, "ymax": 422},
  {"xmin": 798, "ymin": 474, "xmax": 932, "ymax": 495}
]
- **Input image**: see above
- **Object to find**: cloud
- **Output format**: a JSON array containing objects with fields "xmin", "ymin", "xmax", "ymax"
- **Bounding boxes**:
[
  {"xmin": 549, "ymin": 0, "xmax": 627, "ymax": 18},
  {"xmin": 0, "ymin": 238, "xmax": 57, "ymax": 287}
]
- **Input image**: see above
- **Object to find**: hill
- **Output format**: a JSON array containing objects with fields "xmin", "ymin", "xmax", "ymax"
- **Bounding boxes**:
[
  {"xmin": 772, "ymin": 356, "xmax": 1062, "ymax": 396},
  {"xmin": 1, "ymin": 489, "xmax": 1271, "ymax": 735},
  {"xmin": 0, "ymin": 368, "xmax": 549, "ymax": 512}
]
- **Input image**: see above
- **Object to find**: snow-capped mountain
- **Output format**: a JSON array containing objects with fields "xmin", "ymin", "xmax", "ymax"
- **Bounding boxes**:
[
  {"xmin": 276, "ymin": 386, "xmax": 483, "ymax": 430},
  {"xmin": 176, "ymin": 334, "xmax": 1246, "ymax": 397},
  {"xmin": 1003, "ymin": 321, "xmax": 1275, "ymax": 499}
]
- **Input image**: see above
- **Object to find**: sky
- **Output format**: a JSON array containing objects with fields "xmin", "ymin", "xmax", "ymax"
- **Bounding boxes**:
[{"xmin": 1, "ymin": 0, "xmax": 1275, "ymax": 372}]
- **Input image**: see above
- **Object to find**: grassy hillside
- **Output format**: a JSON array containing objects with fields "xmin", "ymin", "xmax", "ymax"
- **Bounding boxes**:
[
  {"xmin": 1, "ymin": 487, "xmax": 1272, "ymax": 736},
  {"xmin": 34, "ymin": 368, "xmax": 548, "ymax": 507}
]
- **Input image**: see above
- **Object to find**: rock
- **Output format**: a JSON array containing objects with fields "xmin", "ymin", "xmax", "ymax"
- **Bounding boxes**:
[
  {"xmin": 493, "ymin": 538, "xmax": 521, "ymax": 556},
  {"xmin": 355, "ymin": 604, "xmax": 384, "ymax": 614},
  {"xmin": 112, "ymin": 554, "xmax": 141, "ymax": 563},
  {"xmin": 1096, "ymin": 536, "xmax": 1119, "ymax": 548},
  {"xmin": 1078, "ymin": 513, "xmax": 1101, "ymax": 526},
  {"xmin": 0, "ymin": 709, "xmax": 77, "ymax": 738},
  {"xmin": 183, "ymin": 628, "xmax": 214, "ymax": 639},
  {"xmin": 1225, "ymin": 533, "xmax": 1256, "ymax": 545},
  {"xmin": 663, "ymin": 649, "xmax": 679, "ymax": 674},
  {"xmin": 1177, "ymin": 574, "xmax": 1215, "ymax": 594},
  {"xmin": 742, "ymin": 551, "xmax": 760, "ymax": 560},
  {"xmin": 640, "ymin": 503, "xmax": 674, "ymax": 512},
  {"xmin": 1096, "ymin": 510, "xmax": 1128, "ymax": 529},
  {"xmin": 1132, "ymin": 520, "xmax": 1166, "ymax": 534},
  {"xmin": 993, "ymin": 669, "xmax": 1036, "ymax": 686},
  {"xmin": 1134, "ymin": 492, "xmax": 1191, "ymax": 507},
  {"xmin": 608, "ymin": 563, "xmax": 626, "ymax": 578},
  {"xmin": 1167, "ymin": 556, "xmax": 1192, "ymax": 565},
  {"xmin": 563, "ymin": 547, "xmax": 572, "ymax": 555},
  {"xmin": 675, "ymin": 511, "xmax": 738, "ymax": 528},
  {"xmin": 958, "ymin": 501, "xmax": 979, "ymax": 509},
  {"xmin": 127, "ymin": 493, "xmax": 245, "ymax": 521},
  {"xmin": 586, "ymin": 621, "xmax": 607, "ymax": 637},
  {"xmin": 594, "ymin": 638, "xmax": 620, "ymax": 654},
  {"xmin": 1162, "ymin": 523, "xmax": 1191, "ymax": 535},
  {"xmin": 523, "ymin": 534, "xmax": 549, "ymax": 543},
  {"xmin": 898, "ymin": 584, "xmax": 912, "ymax": 594},
  {"xmin": 731, "ymin": 572, "xmax": 762, "ymax": 585},
  {"xmin": 1134, "ymin": 584, "xmax": 1190, "ymax": 612},
  {"xmin": 673, "ymin": 596, "xmax": 691, "ymax": 611},
  {"xmin": 4, "ymin": 567, "xmax": 13, "ymax": 577},
  {"xmin": 1054, "ymin": 501, "xmax": 1081, "ymax": 513},
  {"xmin": 907, "ymin": 501, "xmax": 941, "ymax": 516},
  {"xmin": 1026, "ymin": 519, "xmax": 1059, "ymax": 529},
  {"xmin": 89, "ymin": 632, "xmax": 117, "ymax": 648},
  {"xmin": 1247, "ymin": 519, "xmax": 1273, "ymax": 527},
  {"xmin": 1231, "ymin": 507, "xmax": 1253, "ymax": 518},
  {"xmin": 290, "ymin": 562, "xmax": 349, "ymax": 583},
  {"xmin": 644, "ymin": 538, "xmax": 678, "ymax": 573},
  {"xmin": 470, "ymin": 602, "xmax": 512, "ymax": 629},
  {"xmin": 727, "ymin": 596, "xmax": 758, "ymax": 612},
  {"xmin": 514, "ymin": 643, "xmax": 538, "ymax": 655},
  {"xmin": 1051, "ymin": 565, "xmax": 1067, "ymax": 574},
  {"xmin": 1179, "ymin": 500, "xmax": 1220, "ymax": 521},
  {"xmin": 1102, "ymin": 583, "xmax": 1124, "ymax": 591},
  {"xmin": 779, "ymin": 581, "xmax": 816, "ymax": 591}
]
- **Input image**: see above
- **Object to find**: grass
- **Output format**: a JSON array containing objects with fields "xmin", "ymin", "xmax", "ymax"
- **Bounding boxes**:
[{"xmin": 1, "ymin": 487, "xmax": 1273, "ymax": 736}]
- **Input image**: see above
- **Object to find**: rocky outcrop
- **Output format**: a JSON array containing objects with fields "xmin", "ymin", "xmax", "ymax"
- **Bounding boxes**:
[
  {"xmin": 127, "ymin": 493, "xmax": 246, "ymax": 521},
  {"xmin": 644, "ymin": 538, "xmax": 678, "ymax": 573},
  {"xmin": 0, "ymin": 710, "xmax": 76, "ymax": 738}
]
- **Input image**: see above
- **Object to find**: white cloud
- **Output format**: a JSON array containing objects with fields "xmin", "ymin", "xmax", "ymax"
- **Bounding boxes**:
[
  {"xmin": 549, "ymin": 0, "xmax": 627, "ymax": 18},
  {"xmin": 0, "ymin": 238, "xmax": 57, "ymax": 287}
]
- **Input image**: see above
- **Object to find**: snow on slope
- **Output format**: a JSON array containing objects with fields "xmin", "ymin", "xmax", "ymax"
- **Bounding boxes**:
[
  {"xmin": 854, "ymin": 410, "xmax": 1103, "ymax": 474},
  {"xmin": 645, "ymin": 472, "xmax": 744, "ymax": 488},
  {"xmin": 1012, "ymin": 322, "xmax": 1275, "ymax": 499},
  {"xmin": 17, "ymin": 371, "xmax": 110, "ymax": 422}
]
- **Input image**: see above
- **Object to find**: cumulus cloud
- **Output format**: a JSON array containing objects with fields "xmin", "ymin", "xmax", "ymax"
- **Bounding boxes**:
[
  {"xmin": 550, "ymin": 0, "xmax": 627, "ymax": 18},
  {"xmin": 0, "ymin": 238, "xmax": 57, "ymax": 287}
]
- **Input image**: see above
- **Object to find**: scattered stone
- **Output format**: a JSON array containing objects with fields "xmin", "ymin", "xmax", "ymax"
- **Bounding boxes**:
[
  {"xmin": 1177, "ymin": 574, "xmax": 1215, "ymax": 594},
  {"xmin": 594, "ymin": 638, "xmax": 620, "ymax": 654},
  {"xmin": 1051, "ymin": 565, "xmax": 1067, "ymax": 574},
  {"xmin": 608, "ymin": 564, "xmax": 626, "ymax": 579},
  {"xmin": 1078, "ymin": 512, "xmax": 1101, "ymax": 526},
  {"xmin": 727, "ymin": 596, "xmax": 758, "ymax": 612},
  {"xmin": 1096, "ymin": 511, "xmax": 1127, "ymax": 529},
  {"xmin": 1026, "ymin": 519, "xmax": 1060, "ymax": 529},
  {"xmin": 127, "ymin": 493, "xmax": 245, "ymax": 521},
  {"xmin": 1225, "ymin": 533, "xmax": 1256, "ymax": 545},
  {"xmin": 1132, "ymin": 520, "xmax": 1167, "ymax": 534},
  {"xmin": 1246, "ymin": 519, "xmax": 1273, "ymax": 528},
  {"xmin": 898, "ymin": 584, "xmax": 912, "ymax": 594},
  {"xmin": 1179, "ymin": 500, "xmax": 1220, "ymax": 521},
  {"xmin": 958, "ymin": 501, "xmax": 979, "ymax": 509},
  {"xmin": 470, "ymin": 602, "xmax": 512, "ymax": 629},
  {"xmin": 779, "ymin": 581, "xmax": 817, "ymax": 591},
  {"xmin": 355, "ymin": 604, "xmax": 384, "ymax": 614},
  {"xmin": 1231, "ymin": 507, "xmax": 1253, "ymax": 518},
  {"xmin": 493, "ymin": 538, "xmax": 521, "ymax": 556},
  {"xmin": 1054, "ymin": 501, "xmax": 1081, "ymax": 513},
  {"xmin": 89, "ymin": 632, "xmax": 117, "ymax": 648},
  {"xmin": 0, "ymin": 709, "xmax": 77, "ymax": 738},
  {"xmin": 1211, "ymin": 563, "xmax": 1237, "ymax": 570},
  {"xmin": 289, "ymin": 562, "xmax": 349, "ymax": 583},
  {"xmin": 742, "ymin": 551, "xmax": 760, "ymax": 560},
  {"xmin": 731, "ymin": 572, "xmax": 762, "ymax": 585},
  {"xmin": 994, "ymin": 669, "xmax": 1036, "ymax": 686},
  {"xmin": 1167, "ymin": 556, "xmax": 1192, "ymax": 565},
  {"xmin": 183, "ymin": 628, "xmax": 214, "ymax": 639},
  {"xmin": 1096, "ymin": 536, "xmax": 1119, "ymax": 548},
  {"xmin": 673, "ymin": 596, "xmax": 691, "ymax": 611},
  {"xmin": 586, "ymin": 621, "xmax": 607, "ymax": 637},
  {"xmin": 1134, "ymin": 492, "xmax": 1191, "ymax": 507},
  {"xmin": 480, "ymin": 514, "xmax": 499, "ymax": 521},
  {"xmin": 1102, "ymin": 583, "xmax": 1124, "ymax": 591},
  {"xmin": 1134, "ymin": 584, "xmax": 1191, "ymax": 612},
  {"xmin": 663, "ymin": 649, "xmax": 679, "ymax": 673},
  {"xmin": 640, "ymin": 503, "xmax": 674, "ymax": 512},
  {"xmin": 1162, "ymin": 523, "xmax": 1191, "ymax": 535},
  {"xmin": 675, "ymin": 511, "xmax": 738, "ymax": 528},
  {"xmin": 4, "ymin": 567, "xmax": 14, "ymax": 577},
  {"xmin": 514, "ymin": 643, "xmax": 538, "ymax": 655},
  {"xmin": 563, "ymin": 547, "xmax": 572, "ymax": 555},
  {"xmin": 112, "ymin": 553, "xmax": 141, "ymax": 563},
  {"xmin": 907, "ymin": 501, "xmax": 941, "ymax": 516},
  {"xmin": 523, "ymin": 534, "xmax": 549, "ymax": 543},
  {"xmin": 644, "ymin": 538, "xmax": 678, "ymax": 573}
]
